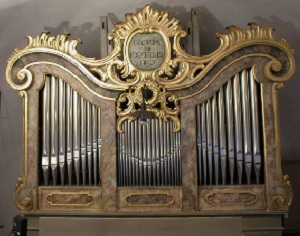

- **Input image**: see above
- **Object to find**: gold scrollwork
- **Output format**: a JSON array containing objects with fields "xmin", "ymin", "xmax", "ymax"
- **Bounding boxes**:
[
  {"xmin": 171, "ymin": 22, "xmax": 294, "ymax": 90},
  {"xmin": 272, "ymin": 175, "xmax": 293, "ymax": 210},
  {"xmin": 7, "ymin": 6, "xmax": 294, "ymax": 93},
  {"xmin": 6, "ymin": 64, "xmax": 33, "ymax": 91},
  {"xmin": 116, "ymin": 79, "xmax": 180, "ymax": 133},
  {"xmin": 14, "ymin": 177, "xmax": 33, "ymax": 211}
]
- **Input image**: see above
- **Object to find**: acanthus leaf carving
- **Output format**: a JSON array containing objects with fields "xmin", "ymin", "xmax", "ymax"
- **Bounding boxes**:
[{"xmin": 116, "ymin": 79, "xmax": 180, "ymax": 133}]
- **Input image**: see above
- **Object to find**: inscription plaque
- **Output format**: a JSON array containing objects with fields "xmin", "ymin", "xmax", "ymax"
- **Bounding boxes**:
[{"xmin": 128, "ymin": 32, "xmax": 165, "ymax": 70}]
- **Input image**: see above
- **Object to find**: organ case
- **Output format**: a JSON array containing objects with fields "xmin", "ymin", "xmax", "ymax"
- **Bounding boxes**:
[{"xmin": 6, "ymin": 5, "xmax": 294, "ymax": 217}]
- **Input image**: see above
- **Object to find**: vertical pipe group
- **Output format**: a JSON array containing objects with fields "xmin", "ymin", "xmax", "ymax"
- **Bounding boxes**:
[
  {"xmin": 41, "ymin": 75, "xmax": 101, "ymax": 186},
  {"xmin": 196, "ymin": 69, "xmax": 263, "ymax": 185},
  {"xmin": 117, "ymin": 118, "xmax": 182, "ymax": 186}
]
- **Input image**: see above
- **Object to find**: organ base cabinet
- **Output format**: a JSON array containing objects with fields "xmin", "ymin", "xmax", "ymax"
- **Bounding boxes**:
[
  {"xmin": 6, "ymin": 5, "xmax": 295, "ymax": 235},
  {"xmin": 25, "ymin": 214, "xmax": 285, "ymax": 236}
]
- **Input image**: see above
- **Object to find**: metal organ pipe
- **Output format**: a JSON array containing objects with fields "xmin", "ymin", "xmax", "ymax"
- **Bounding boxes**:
[
  {"xmin": 196, "ymin": 69, "xmax": 264, "ymax": 185},
  {"xmin": 196, "ymin": 106, "xmax": 201, "ymax": 185},
  {"xmin": 81, "ymin": 98, "xmax": 87, "ymax": 185},
  {"xmin": 218, "ymin": 87, "xmax": 227, "ymax": 185},
  {"xmin": 201, "ymin": 103, "xmax": 207, "ymax": 185},
  {"xmin": 50, "ymin": 76, "xmax": 59, "ymax": 185},
  {"xmin": 249, "ymin": 70, "xmax": 262, "ymax": 184},
  {"xmin": 233, "ymin": 74, "xmax": 243, "ymax": 185},
  {"xmin": 117, "ymin": 118, "xmax": 182, "ymax": 187},
  {"xmin": 206, "ymin": 100, "xmax": 213, "ymax": 185},
  {"xmin": 212, "ymin": 94, "xmax": 219, "ymax": 185},
  {"xmin": 41, "ymin": 76, "xmax": 101, "ymax": 186},
  {"xmin": 87, "ymin": 102, "xmax": 93, "ymax": 185},
  {"xmin": 92, "ymin": 105, "xmax": 98, "ymax": 186},
  {"xmin": 155, "ymin": 118, "xmax": 160, "ymax": 185},
  {"xmin": 241, "ymin": 70, "xmax": 252, "ymax": 184},
  {"xmin": 226, "ymin": 80, "xmax": 235, "ymax": 185},
  {"xmin": 42, "ymin": 76, "xmax": 50, "ymax": 186},
  {"xmin": 98, "ymin": 107, "xmax": 102, "ymax": 184},
  {"xmin": 66, "ymin": 84, "xmax": 73, "ymax": 185},
  {"xmin": 58, "ymin": 79, "xmax": 66, "ymax": 186},
  {"xmin": 73, "ymin": 90, "xmax": 81, "ymax": 185}
]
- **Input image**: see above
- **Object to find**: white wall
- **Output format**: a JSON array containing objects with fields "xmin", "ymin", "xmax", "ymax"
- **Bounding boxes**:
[{"xmin": 0, "ymin": 0, "xmax": 299, "ymax": 234}]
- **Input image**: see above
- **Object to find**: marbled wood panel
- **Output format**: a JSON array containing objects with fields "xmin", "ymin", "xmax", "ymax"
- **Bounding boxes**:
[
  {"xmin": 126, "ymin": 194, "xmax": 174, "ymax": 206},
  {"xmin": 180, "ymin": 100, "xmax": 197, "ymax": 212},
  {"xmin": 260, "ymin": 81, "xmax": 282, "ymax": 210},
  {"xmin": 39, "ymin": 187, "xmax": 102, "ymax": 211},
  {"xmin": 47, "ymin": 193, "xmax": 93, "ymax": 205},
  {"xmin": 199, "ymin": 185, "xmax": 266, "ymax": 211},
  {"xmin": 101, "ymin": 104, "xmax": 118, "ymax": 212},
  {"xmin": 118, "ymin": 188, "xmax": 182, "ymax": 212},
  {"xmin": 20, "ymin": 89, "xmax": 39, "ymax": 210}
]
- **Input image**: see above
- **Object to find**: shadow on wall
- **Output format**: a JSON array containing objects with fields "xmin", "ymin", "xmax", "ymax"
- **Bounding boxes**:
[
  {"xmin": 108, "ymin": 2, "xmax": 226, "ymax": 57},
  {"xmin": 44, "ymin": 22, "xmax": 101, "ymax": 58},
  {"xmin": 44, "ymin": 3, "xmax": 226, "ymax": 59},
  {"xmin": 144, "ymin": 3, "xmax": 225, "ymax": 55}
]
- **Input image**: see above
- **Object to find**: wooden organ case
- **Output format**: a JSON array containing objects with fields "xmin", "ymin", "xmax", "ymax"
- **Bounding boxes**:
[{"xmin": 6, "ymin": 6, "xmax": 295, "ymax": 236}]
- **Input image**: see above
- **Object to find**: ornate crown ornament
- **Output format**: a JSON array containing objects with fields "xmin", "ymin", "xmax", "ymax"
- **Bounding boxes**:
[{"xmin": 6, "ymin": 5, "xmax": 295, "ymax": 133}]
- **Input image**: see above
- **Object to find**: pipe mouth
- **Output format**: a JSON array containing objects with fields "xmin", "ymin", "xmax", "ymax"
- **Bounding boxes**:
[{"xmin": 138, "ymin": 119, "xmax": 148, "ymax": 126}]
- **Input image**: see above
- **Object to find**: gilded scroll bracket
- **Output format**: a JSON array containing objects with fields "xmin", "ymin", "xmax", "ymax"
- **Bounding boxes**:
[
  {"xmin": 14, "ymin": 177, "xmax": 33, "ymax": 211},
  {"xmin": 271, "ymin": 175, "xmax": 293, "ymax": 211}
]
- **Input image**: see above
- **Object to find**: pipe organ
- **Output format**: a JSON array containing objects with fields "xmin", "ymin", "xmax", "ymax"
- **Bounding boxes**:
[{"xmin": 6, "ymin": 5, "xmax": 295, "ymax": 235}]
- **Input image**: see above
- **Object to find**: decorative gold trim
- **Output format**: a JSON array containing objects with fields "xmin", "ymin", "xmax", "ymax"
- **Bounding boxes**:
[
  {"xmin": 272, "ymin": 175, "xmax": 293, "ymax": 210},
  {"xmin": 7, "ymin": 6, "xmax": 294, "ymax": 94},
  {"xmin": 268, "ymin": 82, "xmax": 293, "ymax": 211},
  {"xmin": 24, "ymin": 61, "xmax": 115, "ymax": 101},
  {"xmin": 7, "ymin": 47, "xmax": 124, "ymax": 93},
  {"xmin": 116, "ymin": 79, "xmax": 180, "ymax": 132},
  {"xmin": 15, "ymin": 177, "xmax": 33, "ymax": 211},
  {"xmin": 125, "ymin": 193, "xmax": 175, "ymax": 207},
  {"xmin": 14, "ymin": 91, "xmax": 33, "ymax": 211},
  {"xmin": 46, "ymin": 192, "xmax": 95, "ymax": 207},
  {"xmin": 169, "ymin": 22, "xmax": 294, "ymax": 89},
  {"xmin": 178, "ymin": 53, "xmax": 274, "ymax": 100},
  {"xmin": 114, "ymin": 6, "xmax": 181, "ymax": 39},
  {"xmin": 204, "ymin": 191, "xmax": 258, "ymax": 206}
]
